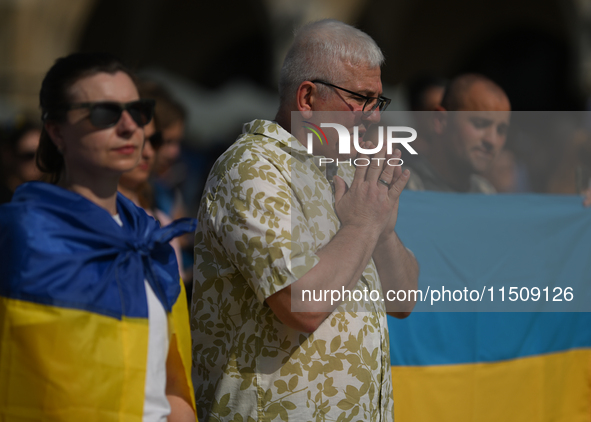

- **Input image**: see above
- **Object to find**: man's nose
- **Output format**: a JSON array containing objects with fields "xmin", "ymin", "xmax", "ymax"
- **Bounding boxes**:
[{"xmin": 362, "ymin": 107, "xmax": 381, "ymax": 125}]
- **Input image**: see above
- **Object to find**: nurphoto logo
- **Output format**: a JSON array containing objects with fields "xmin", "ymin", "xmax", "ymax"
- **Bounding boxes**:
[{"xmin": 304, "ymin": 122, "xmax": 418, "ymax": 167}]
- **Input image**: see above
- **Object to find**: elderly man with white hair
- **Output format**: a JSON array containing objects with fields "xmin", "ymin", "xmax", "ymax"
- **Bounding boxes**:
[{"xmin": 190, "ymin": 19, "xmax": 418, "ymax": 421}]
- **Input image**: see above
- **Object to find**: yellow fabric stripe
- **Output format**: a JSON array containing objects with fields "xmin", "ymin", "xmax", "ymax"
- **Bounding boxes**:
[
  {"xmin": 169, "ymin": 280, "xmax": 197, "ymax": 412},
  {"xmin": 391, "ymin": 348, "xmax": 591, "ymax": 422},
  {"xmin": 0, "ymin": 296, "xmax": 148, "ymax": 421}
]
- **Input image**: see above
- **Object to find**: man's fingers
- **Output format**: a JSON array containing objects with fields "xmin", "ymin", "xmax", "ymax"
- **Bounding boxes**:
[
  {"xmin": 391, "ymin": 149, "xmax": 403, "ymax": 180},
  {"xmin": 388, "ymin": 168, "xmax": 410, "ymax": 198},
  {"xmin": 365, "ymin": 141, "xmax": 387, "ymax": 183},
  {"xmin": 333, "ymin": 175, "xmax": 347, "ymax": 202},
  {"xmin": 378, "ymin": 149, "xmax": 401, "ymax": 184},
  {"xmin": 351, "ymin": 142, "xmax": 372, "ymax": 185}
]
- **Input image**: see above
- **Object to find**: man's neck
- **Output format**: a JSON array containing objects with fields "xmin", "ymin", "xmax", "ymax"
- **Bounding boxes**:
[
  {"xmin": 275, "ymin": 110, "xmax": 309, "ymax": 151},
  {"xmin": 275, "ymin": 110, "xmax": 291, "ymax": 137}
]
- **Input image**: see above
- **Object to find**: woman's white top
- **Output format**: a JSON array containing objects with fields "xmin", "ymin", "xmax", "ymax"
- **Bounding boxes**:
[{"xmin": 113, "ymin": 214, "xmax": 170, "ymax": 421}]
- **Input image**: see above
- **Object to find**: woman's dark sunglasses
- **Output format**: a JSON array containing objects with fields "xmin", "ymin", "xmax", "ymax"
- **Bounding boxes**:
[{"xmin": 64, "ymin": 99, "xmax": 155, "ymax": 129}]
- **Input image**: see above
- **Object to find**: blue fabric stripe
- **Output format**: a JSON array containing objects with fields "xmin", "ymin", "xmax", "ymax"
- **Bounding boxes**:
[
  {"xmin": 0, "ymin": 182, "xmax": 196, "ymax": 319},
  {"xmin": 389, "ymin": 192, "xmax": 591, "ymax": 365},
  {"xmin": 389, "ymin": 312, "xmax": 591, "ymax": 366}
]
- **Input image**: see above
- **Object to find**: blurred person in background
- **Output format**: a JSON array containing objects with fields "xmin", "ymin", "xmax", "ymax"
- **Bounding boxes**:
[
  {"xmin": 140, "ymin": 80, "xmax": 194, "ymax": 283},
  {"xmin": 404, "ymin": 73, "xmax": 591, "ymax": 206},
  {"xmin": 118, "ymin": 92, "xmax": 187, "ymax": 284},
  {"xmin": 140, "ymin": 80, "xmax": 189, "ymax": 220},
  {"xmin": 546, "ymin": 128, "xmax": 591, "ymax": 194},
  {"xmin": 405, "ymin": 73, "xmax": 511, "ymax": 193},
  {"xmin": 0, "ymin": 118, "xmax": 42, "ymax": 203},
  {"xmin": 0, "ymin": 52, "xmax": 196, "ymax": 421},
  {"xmin": 408, "ymin": 76, "xmax": 447, "ymax": 112},
  {"xmin": 405, "ymin": 75, "xmax": 447, "ymax": 158},
  {"xmin": 484, "ymin": 148, "xmax": 521, "ymax": 192}
]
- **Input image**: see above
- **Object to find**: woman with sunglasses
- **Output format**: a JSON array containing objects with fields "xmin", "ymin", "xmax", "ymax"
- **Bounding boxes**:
[{"xmin": 0, "ymin": 53, "xmax": 196, "ymax": 422}]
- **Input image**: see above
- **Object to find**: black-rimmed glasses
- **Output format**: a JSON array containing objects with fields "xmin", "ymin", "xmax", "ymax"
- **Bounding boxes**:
[
  {"xmin": 61, "ymin": 99, "xmax": 155, "ymax": 129},
  {"xmin": 311, "ymin": 80, "xmax": 391, "ymax": 115}
]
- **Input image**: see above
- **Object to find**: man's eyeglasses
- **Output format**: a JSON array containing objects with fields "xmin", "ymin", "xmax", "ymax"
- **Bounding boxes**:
[
  {"xmin": 61, "ymin": 99, "xmax": 155, "ymax": 129},
  {"xmin": 311, "ymin": 80, "xmax": 391, "ymax": 115}
]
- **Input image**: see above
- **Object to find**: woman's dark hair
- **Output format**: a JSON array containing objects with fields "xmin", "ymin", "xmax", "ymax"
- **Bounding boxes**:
[{"xmin": 37, "ymin": 52, "xmax": 135, "ymax": 184}]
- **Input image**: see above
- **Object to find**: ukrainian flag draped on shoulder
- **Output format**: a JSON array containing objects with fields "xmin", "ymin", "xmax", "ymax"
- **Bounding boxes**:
[
  {"xmin": 0, "ymin": 181, "xmax": 197, "ymax": 421},
  {"xmin": 389, "ymin": 191, "xmax": 591, "ymax": 422}
]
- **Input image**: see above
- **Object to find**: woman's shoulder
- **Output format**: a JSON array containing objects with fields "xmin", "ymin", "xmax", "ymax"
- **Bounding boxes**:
[
  {"xmin": 0, "ymin": 183, "xmax": 42, "ymax": 232},
  {"xmin": 2, "ymin": 182, "xmax": 112, "ymax": 233},
  {"xmin": 4, "ymin": 182, "xmax": 90, "ymax": 217}
]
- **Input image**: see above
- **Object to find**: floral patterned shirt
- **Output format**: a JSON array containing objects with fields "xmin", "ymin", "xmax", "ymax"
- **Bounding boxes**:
[{"xmin": 191, "ymin": 119, "xmax": 394, "ymax": 422}]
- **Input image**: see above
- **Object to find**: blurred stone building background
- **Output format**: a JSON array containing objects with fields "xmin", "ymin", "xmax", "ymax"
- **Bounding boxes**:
[
  {"xmin": 1, "ymin": 0, "xmax": 591, "ymax": 195},
  {"xmin": 1, "ymin": 0, "xmax": 588, "ymax": 110}
]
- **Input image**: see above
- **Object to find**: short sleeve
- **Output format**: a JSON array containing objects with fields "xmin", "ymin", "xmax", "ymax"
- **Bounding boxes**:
[{"xmin": 205, "ymin": 157, "xmax": 320, "ymax": 304}]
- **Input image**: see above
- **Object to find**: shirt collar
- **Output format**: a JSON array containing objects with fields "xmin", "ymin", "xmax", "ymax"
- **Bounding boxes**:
[
  {"xmin": 242, "ymin": 119, "xmax": 350, "ymax": 182},
  {"xmin": 243, "ymin": 119, "xmax": 311, "ymax": 154}
]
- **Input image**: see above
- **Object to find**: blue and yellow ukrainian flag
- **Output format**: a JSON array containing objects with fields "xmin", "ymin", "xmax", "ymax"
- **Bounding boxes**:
[
  {"xmin": 389, "ymin": 191, "xmax": 591, "ymax": 422},
  {"xmin": 0, "ymin": 182, "xmax": 196, "ymax": 421}
]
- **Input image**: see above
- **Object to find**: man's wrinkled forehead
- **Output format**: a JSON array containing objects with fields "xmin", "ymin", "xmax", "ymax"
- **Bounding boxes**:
[{"xmin": 334, "ymin": 61, "xmax": 383, "ymax": 94}]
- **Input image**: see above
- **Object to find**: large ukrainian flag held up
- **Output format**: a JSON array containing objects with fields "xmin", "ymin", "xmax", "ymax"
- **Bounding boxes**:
[{"xmin": 389, "ymin": 191, "xmax": 591, "ymax": 422}]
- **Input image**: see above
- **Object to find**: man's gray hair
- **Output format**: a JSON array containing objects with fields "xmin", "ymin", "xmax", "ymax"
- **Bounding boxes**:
[{"xmin": 278, "ymin": 19, "xmax": 384, "ymax": 104}]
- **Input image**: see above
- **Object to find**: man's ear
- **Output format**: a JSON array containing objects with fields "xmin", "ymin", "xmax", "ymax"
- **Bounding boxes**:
[
  {"xmin": 433, "ymin": 106, "xmax": 447, "ymax": 135},
  {"xmin": 295, "ymin": 81, "xmax": 316, "ymax": 119},
  {"xmin": 44, "ymin": 121, "xmax": 65, "ymax": 152}
]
